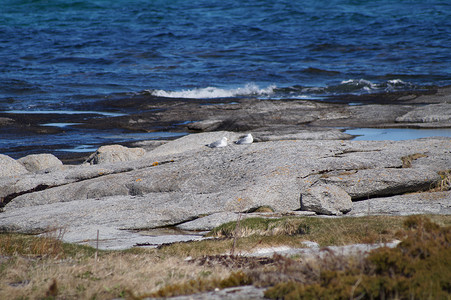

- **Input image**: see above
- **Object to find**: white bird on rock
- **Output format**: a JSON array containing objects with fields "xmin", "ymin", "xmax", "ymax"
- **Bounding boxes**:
[
  {"xmin": 235, "ymin": 133, "xmax": 253, "ymax": 145},
  {"xmin": 207, "ymin": 137, "xmax": 228, "ymax": 148}
]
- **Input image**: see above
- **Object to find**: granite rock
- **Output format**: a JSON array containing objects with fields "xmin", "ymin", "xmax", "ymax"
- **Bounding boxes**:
[
  {"xmin": 85, "ymin": 144, "xmax": 146, "ymax": 164},
  {"xmin": 1, "ymin": 134, "xmax": 450, "ymax": 248},
  {"xmin": 18, "ymin": 153, "xmax": 63, "ymax": 173},
  {"xmin": 349, "ymin": 191, "xmax": 451, "ymax": 216},
  {"xmin": 300, "ymin": 184, "xmax": 352, "ymax": 215},
  {"xmin": 0, "ymin": 154, "xmax": 28, "ymax": 178}
]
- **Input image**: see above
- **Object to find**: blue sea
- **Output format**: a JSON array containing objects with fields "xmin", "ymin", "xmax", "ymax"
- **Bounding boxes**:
[{"xmin": 1, "ymin": 0, "xmax": 451, "ymax": 157}]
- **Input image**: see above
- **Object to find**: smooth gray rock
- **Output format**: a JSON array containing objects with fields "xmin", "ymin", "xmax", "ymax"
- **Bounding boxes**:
[
  {"xmin": 177, "ymin": 211, "xmax": 316, "ymax": 231},
  {"xmin": 1, "ymin": 135, "xmax": 451, "ymax": 248},
  {"xmin": 176, "ymin": 212, "xmax": 242, "ymax": 231},
  {"xmin": 146, "ymin": 131, "xmax": 241, "ymax": 158},
  {"xmin": 396, "ymin": 103, "xmax": 451, "ymax": 123},
  {"xmin": 243, "ymin": 241, "xmax": 401, "ymax": 259},
  {"xmin": 0, "ymin": 154, "xmax": 28, "ymax": 178},
  {"xmin": 254, "ymin": 129, "xmax": 353, "ymax": 141},
  {"xmin": 85, "ymin": 144, "xmax": 146, "ymax": 165},
  {"xmin": 300, "ymin": 184, "xmax": 352, "ymax": 215},
  {"xmin": 0, "ymin": 164, "xmax": 119, "ymax": 205},
  {"xmin": 321, "ymin": 168, "xmax": 441, "ymax": 200},
  {"xmin": 349, "ymin": 191, "xmax": 451, "ymax": 216},
  {"xmin": 17, "ymin": 153, "xmax": 63, "ymax": 173},
  {"xmin": 131, "ymin": 140, "xmax": 169, "ymax": 151},
  {"xmin": 187, "ymin": 119, "xmax": 223, "ymax": 131},
  {"xmin": 60, "ymin": 225, "xmax": 206, "ymax": 250},
  {"xmin": 157, "ymin": 285, "xmax": 266, "ymax": 300}
]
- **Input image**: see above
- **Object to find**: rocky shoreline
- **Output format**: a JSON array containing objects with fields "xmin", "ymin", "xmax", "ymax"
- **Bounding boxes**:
[
  {"xmin": 1, "ymin": 87, "xmax": 451, "ymax": 250},
  {"xmin": 1, "ymin": 86, "xmax": 450, "ymax": 163}
]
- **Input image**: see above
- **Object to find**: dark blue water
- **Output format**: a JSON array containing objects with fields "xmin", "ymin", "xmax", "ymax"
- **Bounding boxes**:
[{"xmin": 1, "ymin": 0, "xmax": 451, "ymax": 156}]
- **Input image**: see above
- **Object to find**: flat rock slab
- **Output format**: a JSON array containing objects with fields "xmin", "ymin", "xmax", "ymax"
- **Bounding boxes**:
[
  {"xmin": 176, "ymin": 211, "xmax": 317, "ymax": 231},
  {"xmin": 349, "ymin": 191, "xmax": 451, "ymax": 216},
  {"xmin": 243, "ymin": 241, "xmax": 401, "ymax": 259},
  {"xmin": 155, "ymin": 285, "xmax": 266, "ymax": 300},
  {"xmin": 396, "ymin": 103, "xmax": 451, "ymax": 123},
  {"xmin": 1, "ymin": 134, "xmax": 450, "ymax": 249},
  {"xmin": 321, "ymin": 168, "xmax": 441, "ymax": 200},
  {"xmin": 58, "ymin": 225, "xmax": 206, "ymax": 251}
]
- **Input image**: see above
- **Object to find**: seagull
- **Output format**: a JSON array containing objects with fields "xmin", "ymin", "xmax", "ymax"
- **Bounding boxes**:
[
  {"xmin": 207, "ymin": 137, "xmax": 228, "ymax": 148},
  {"xmin": 235, "ymin": 133, "xmax": 253, "ymax": 145}
]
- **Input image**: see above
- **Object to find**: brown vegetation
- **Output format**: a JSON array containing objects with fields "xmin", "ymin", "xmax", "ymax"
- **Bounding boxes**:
[
  {"xmin": 264, "ymin": 216, "xmax": 451, "ymax": 299},
  {"xmin": 0, "ymin": 215, "xmax": 450, "ymax": 299}
]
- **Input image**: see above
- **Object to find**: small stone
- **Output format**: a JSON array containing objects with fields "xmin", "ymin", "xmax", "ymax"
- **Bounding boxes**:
[
  {"xmin": 86, "ymin": 145, "xmax": 146, "ymax": 164},
  {"xmin": 301, "ymin": 184, "xmax": 352, "ymax": 215}
]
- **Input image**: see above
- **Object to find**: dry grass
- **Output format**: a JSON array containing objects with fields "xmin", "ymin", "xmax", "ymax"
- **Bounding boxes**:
[
  {"xmin": 401, "ymin": 153, "xmax": 428, "ymax": 168},
  {"xmin": 0, "ymin": 248, "xmax": 231, "ymax": 299},
  {"xmin": 430, "ymin": 169, "xmax": 451, "ymax": 192},
  {"xmin": 207, "ymin": 215, "xmax": 437, "ymax": 246},
  {"xmin": 1, "ymin": 215, "xmax": 450, "ymax": 299},
  {"xmin": 264, "ymin": 215, "xmax": 451, "ymax": 299}
]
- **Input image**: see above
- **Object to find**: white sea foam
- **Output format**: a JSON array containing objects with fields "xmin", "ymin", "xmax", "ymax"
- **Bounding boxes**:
[
  {"xmin": 341, "ymin": 79, "xmax": 378, "ymax": 89},
  {"xmin": 387, "ymin": 79, "xmax": 406, "ymax": 85},
  {"xmin": 149, "ymin": 83, "xmax": 276, "ymax": 99},
  {"xmin": 339, "ymin": 78, "xmax": 413, "ymax": 93}
]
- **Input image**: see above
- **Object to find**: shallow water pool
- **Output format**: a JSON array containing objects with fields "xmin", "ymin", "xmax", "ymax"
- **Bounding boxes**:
[{"xmin": 345, "ymin": 128, "xmax": 451, "ymax": 141}]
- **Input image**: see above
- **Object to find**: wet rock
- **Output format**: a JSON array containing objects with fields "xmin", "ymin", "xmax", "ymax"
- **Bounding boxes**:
[
  {"xmin": 85, "ymin": 144, "xmax": 146, "ymax": 164},
  {"xmin": 0, "ymin": 117, "xmax": 14, "ymax": 125},
  {"xmin": 300, "ymin": 184, "xmax": 352, "ymax": 215},
  {"xmin": 187, "ymin": 119, "xmax": 223, "ymax": 131},
  {"xmin": 0, "ymin": 154, "xmax": 28, "ymax": 178},
  {"xmin": 17, "ymin": 153, "xmax": 63, "ymax": 173}
]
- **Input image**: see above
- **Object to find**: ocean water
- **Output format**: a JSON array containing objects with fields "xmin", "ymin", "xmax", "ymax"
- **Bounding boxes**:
[{"xmin": 1, "ymin": 0, "xmax": 451, "ymax": 156}]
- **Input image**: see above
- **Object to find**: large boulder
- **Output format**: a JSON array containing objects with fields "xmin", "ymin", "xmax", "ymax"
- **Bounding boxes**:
[
  {"xmin": 320, "ymin": 168, "xmax": 441, "ymax": 200},
  {"xmin": 85, "ymin": 145, "xmax": 146, "ymax": 164},
  {"xmin": 0, "ymin": 154, "xmax": 28, "ymax": 178},
  {"xmin": 18, "ymin": 153, "xmax": 63, "ymax": 173}
]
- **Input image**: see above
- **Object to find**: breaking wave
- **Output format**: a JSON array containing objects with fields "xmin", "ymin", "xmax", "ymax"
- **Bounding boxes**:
[
  {"xmin": 144, "ymin": 79, "xmax": 422, "ymax": 100},
  {"xmin": 148, "ymin": 83, "xmax": 276, "ymax": 99}
]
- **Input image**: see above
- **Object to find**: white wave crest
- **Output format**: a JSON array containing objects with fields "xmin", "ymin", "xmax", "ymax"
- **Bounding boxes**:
[
  {"xmin": 341, "ymin": 79, "xmax": 378, "ymax": 89},
  {"xmin": 387, "ymin": 79, "xmax": 407, "ymax": 85},
  {"xmin": 148, "ymin": 83, "xmax": 276, "ymax": 99},
  {"xmin": 339, "ymin": 78, "xmax": 414, "ymax": 93}
]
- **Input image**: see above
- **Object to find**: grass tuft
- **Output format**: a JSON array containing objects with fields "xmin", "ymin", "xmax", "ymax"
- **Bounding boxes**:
[
  {"xmin": 208, "ymin": 217, "xmax": 310, "ymax": 238},
  {"xmin": 401, "ymin": 153, "xmax": 428, "ymax": 168},
  {"xmin": 430, "ymin": 169, "xmax": 451, "ymax": 192}
]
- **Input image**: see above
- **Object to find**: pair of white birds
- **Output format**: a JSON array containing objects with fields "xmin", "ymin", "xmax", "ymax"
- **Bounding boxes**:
[{"xmin": 207, "ymin": 133, "xmax": 253, "ymax": 148}]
